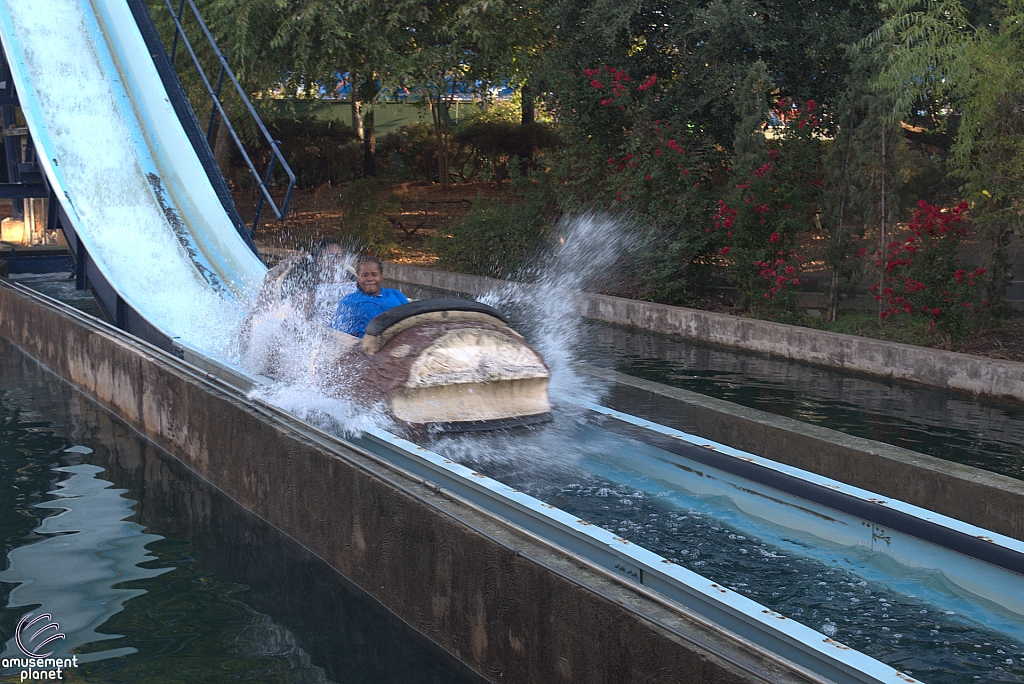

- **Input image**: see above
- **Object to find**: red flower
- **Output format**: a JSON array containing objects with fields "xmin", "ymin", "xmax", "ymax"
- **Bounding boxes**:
[
  {"xmin": 769, "ymin": 232, "xmax": 780, "ymax": 244},
  {"xmin": 720, "ymin": 247, "xmax": 730, "ymax": 256}
]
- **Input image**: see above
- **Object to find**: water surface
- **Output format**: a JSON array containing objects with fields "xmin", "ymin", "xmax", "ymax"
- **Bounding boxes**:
[{"xmin": 0, "ymin": 337, "xmax": 482, "ymax": 683}]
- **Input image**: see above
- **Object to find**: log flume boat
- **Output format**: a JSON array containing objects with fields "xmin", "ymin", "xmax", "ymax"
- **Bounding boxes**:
[{"xmin": 241, "ymin": 260, "xmax": 551, "ymax": 432}]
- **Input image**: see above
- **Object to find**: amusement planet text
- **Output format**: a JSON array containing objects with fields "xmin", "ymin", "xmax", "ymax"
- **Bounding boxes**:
[{"xmin": 2, "ymin": 656, "xmax": 79, "ymax": 681}]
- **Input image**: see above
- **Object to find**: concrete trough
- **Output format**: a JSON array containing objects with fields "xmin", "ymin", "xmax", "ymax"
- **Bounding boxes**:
[
  {"xmin": 585, "ymin": 365, "xmax": 1024, "ymax": 543},
  {"xmin": 0, "ymin": 279, "xmax": 818, "ymax": 684}
]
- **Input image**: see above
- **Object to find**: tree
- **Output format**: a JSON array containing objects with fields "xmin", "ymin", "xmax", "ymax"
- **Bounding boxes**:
[
  {"xmin": 388, "ymin": 0, "xmax": 546, "ymax": 190},
  {"xmin": 871, "ymin": 0, "xmax": 1024, "ymax": 315}
]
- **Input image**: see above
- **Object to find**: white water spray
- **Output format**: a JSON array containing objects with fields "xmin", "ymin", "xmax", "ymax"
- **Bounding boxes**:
[
  {"xmin": 429, "ymin": 213, "xmax": 637, "ymax": 471},
  {"xmin": 479, "ymin": 212, "xmax": 636, "ymax": 404}
]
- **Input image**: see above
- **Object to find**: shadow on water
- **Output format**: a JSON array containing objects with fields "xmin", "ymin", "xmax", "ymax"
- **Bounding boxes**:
[{"xmin": 0, "ymin": 338, "xmax": 483, "ymax": 684}]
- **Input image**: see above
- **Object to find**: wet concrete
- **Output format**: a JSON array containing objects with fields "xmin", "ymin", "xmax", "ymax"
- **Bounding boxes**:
[{"xmin": 0, "ymin": 280, "xmax": 811, "ymax": 684}]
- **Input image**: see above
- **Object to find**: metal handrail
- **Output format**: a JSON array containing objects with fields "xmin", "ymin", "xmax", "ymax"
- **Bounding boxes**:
[{"xmin": 160, "ymin": 0, "xmax": 295, "ymax": 232}]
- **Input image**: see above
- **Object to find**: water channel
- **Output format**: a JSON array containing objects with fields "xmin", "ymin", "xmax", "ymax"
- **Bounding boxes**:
[
  {"xmin": 0, "ymin": 337, "xmax": 483, "ymax": 683},
  {"xmin": 10, "ymin": 272, "xmax": 1024, "ymax": 682}
]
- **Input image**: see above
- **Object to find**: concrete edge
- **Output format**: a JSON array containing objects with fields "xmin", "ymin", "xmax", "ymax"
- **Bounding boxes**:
[
  {"xmin": 384, "ymin": 262, "xmax": 1024, "ymax": 404},
  {"xmin": 0, "ymin": 280, "xmax": 814, "ymax": 684},
  {"xmin": 586, "ymin": 364, "xmax": 1024, "ymax": 542}
]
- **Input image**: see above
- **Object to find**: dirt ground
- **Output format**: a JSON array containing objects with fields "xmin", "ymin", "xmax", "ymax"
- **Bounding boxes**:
[
  {"xmin": 233, "ymin": 183, "xmax": 1024, "ymax": 364},
  {"xmin": 953, "ymin": 315, "xmax": 1024, "ymax": 361},
  {"xmin": 236, "ymin": 181, "xmax": 511, "ymax": 266}
]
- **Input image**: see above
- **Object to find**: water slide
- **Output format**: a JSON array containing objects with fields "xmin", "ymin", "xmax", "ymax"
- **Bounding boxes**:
[
  {"xmin": 0, "ymin": 0, "xmax": 267, "ymax": 355},
  {"xmin": 3, "ymin": 2, "xmax": 1024, "ymax": 683}
]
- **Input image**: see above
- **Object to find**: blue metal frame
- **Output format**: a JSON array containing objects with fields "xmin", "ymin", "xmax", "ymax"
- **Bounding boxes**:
[{"xmin": 160, "ymin": 0, "xmax": 295, "ymax": 232}]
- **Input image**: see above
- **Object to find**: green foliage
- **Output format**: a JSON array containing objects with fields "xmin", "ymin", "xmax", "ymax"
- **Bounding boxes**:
[
  {"xmin": 871, "ymin": 0, "xmax": 1024, "ymax": 317},
  {"xmin": 377, "ymin": 123, "xmax": 440, "ymax": 182},
  {"xmin": 337, "ymin": 178, "xmax": 400, "ymax": 256},
  {"xmin": 430, "ymin": 190, "xmax": 550, "ymax": 278},
  {"xmin": 263, "ymin": 115, "xmax": 360, "ymax": 188},
  {"xmin": 454, "ymin": 121, "xmax": 559, "ymax": 160},
  {"xmin": 717, "ymin": 96, "xmax": 824, "ymax": 313},
  {"xmin": 540, "ymin": 0, "xmax": 882, "ymax": 150},
  {"xmin": 817, "ymin": 52, "xmax": 906, "ymax": 319}
]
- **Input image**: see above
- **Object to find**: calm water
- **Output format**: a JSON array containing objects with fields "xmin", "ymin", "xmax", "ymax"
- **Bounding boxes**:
[
  {"xmin": 0, "ymin": 338, "xmax": 483, "ymax": 684},
  {"xmin": 574, "ymin": 320, "xmax": 1024, "ymax": 482}
]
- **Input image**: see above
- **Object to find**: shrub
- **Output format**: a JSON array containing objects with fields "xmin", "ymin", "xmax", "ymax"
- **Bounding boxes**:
[
  {"xmin": 430, "ymin": 190, "xmax": 550, "ymax": 278},
  {"xmin": 337, "ymin": 178, "xmax": 400, "ymax": 256},
  {"xmin": 377, "ymin": 123, "xmax": 438, "ymax": 182},
  {"xmin": 454, "ymin": 120, "xmax": 559, "ymax": 179},
  {"xmin": 263, "ymin": 115, "xmax": 360, "ymax": 188},
  {"xmin": 716, "ymin": 99, "xmax": 824, "ymax": 313},
  {"xmin": 872, "ymin": 200, "xmax": 983, "ymax": 340}
]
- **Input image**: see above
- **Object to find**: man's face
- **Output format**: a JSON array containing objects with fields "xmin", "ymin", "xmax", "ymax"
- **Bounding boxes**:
[
  {"xmin": 357, "ymin": 262, "xmax": 383, "ymax": 296},
  {"xmin": 317, "ymin": 244, "xmax": 345, "ymax": 282}
]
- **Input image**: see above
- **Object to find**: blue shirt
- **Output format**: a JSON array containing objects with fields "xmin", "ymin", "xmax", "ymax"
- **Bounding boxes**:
[{"xmin": 331, "ymin": 288, "xmax": 409, "ymax": 337}]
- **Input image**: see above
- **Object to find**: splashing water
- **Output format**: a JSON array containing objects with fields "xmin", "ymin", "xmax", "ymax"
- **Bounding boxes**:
[{"xmin": 478, "ymin": 212, "xmax": 637, "ymax": 406}]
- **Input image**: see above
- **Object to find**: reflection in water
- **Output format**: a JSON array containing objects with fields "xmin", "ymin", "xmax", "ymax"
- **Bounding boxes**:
[
  {"xmin": 0, "ymin": 463, "xmax": 167, "ymax": 663},
  {"xmin": 0, "ymin": 338, "xmax": 482, "ymax": 684},
  {"xmin": 575, "ymin": 321, "xmax": 1024, "ymax": 480}
]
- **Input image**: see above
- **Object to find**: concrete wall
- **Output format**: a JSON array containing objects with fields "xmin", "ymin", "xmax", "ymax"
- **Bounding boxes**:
[
  {"xmin": 587, "ymin": 366, "xmax": 1024, "ymax": 542},
  {"xmin": 385, "ymin": 262, "xmax": 1024, "ymax": 403},
  {"xmin": 0, "ymin": 281, "xmax": 806, "ymax": 684}
]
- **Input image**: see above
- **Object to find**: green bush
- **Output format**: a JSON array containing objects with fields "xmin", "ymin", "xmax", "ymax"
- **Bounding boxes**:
[
  {"xmin": 377, "ymin": 123, "xmax": 438, "ymax": 182},
  {"xmin": 430, "ymin": 191, "xmax": 550, "ymax": 278},
  {"xmin": 337, "ymin": 178, "xmax": 400, "ymax": 256},
  {"xmin": 261, "ymin": 115, "xmax": 360, "ymax": 188},
  {"xmin": 453, "ymin": 120, "xmax": 559, "ymax": 179}
]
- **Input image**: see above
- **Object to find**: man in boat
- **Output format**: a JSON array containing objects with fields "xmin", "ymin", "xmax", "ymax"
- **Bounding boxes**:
[
  {"xmin": 310, "ymin": 237, "xmax": 356, "ymax": 325},
  {"xmin": 330, "ymin": 256, "xmax": 409, "ymax": 337}
]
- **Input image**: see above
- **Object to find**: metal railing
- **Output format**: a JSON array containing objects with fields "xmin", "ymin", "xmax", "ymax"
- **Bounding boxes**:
[{"xmin": 161, "ymin": 0, "xmax": 295, "ymax": 232}]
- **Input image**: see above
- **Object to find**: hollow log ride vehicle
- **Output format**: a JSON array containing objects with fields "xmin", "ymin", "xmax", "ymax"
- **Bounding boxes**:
[
  {"xmin": 319, "ymin": 298, "xmax": 552, "ymax": 431},
  {"xmin": 242, "ymin": 260, "xmax": 551, "ymax": 431}
]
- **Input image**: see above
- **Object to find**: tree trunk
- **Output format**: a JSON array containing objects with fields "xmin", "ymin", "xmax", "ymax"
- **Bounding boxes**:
[
  {"xmin": 431, "ymin": 93, "xmax": 449, "ymax": 190},
  {"xmin": 213, "ymin": 114, "xmax": 232, "ymax": 181},
  {"xmin": 363, "ymin": 107, "xmax": 376, "ymax": 177},
  {"xmin": 350, "ymin": 72, "xmax": 363, "ymax": 140},
  {"xmin": 521, "ymin": 82, "xmax": 534, "ymax": 125}
]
